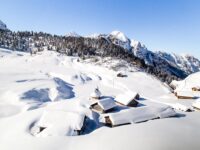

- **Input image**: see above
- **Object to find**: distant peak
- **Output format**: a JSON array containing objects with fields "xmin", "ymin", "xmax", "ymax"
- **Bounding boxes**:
[
  {"xmin": 180, "ymin": 53, "xmax": 193, "ymax": 58},
  {"xmin": 66, "ymin": 32, "xmax": 80, "ymax": 37},
  {"xmin": 130, "ymin": 39, "xmax": 147, "ymax": 50},
  {"xmin": 110, "ymin": 30, "xmax": 128, "ymax": 42},
  {"xmin": 131, "ymin": 39, "xmax": 141, "ymax": 47}
]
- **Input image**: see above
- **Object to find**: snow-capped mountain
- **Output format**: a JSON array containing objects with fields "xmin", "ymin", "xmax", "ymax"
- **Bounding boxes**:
[
  {"xmin": 86, "ymin": 31, "xmax": 131, "ymax": 50},
  {"xmin": 156, "ymin": 52, "xmax": 200, "ymax": 74},
  {"xmin": 108, "ymin": 31, "xmax": 131, "ymax": 51},
  {"xmin": 0, "ymin": 19, "xmax": 199, "ymax": 81},
  {"xmin": 0, "ymin": 20, "xmax": 7, "ymax": 30},
  {"xmin": 131, "ymin": 40, "xmax": 154, "ymax": 66},
  {"xmin": 130, "ymin": 38, "xmax": 200, "ymax": 75},
  {"xmin": 85, "ymin": 30, "xmax": 199, "ymax": 76}
]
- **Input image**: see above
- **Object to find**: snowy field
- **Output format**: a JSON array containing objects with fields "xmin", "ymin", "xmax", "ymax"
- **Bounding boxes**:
[{"xmin": 0, "ymin": 48, "xmax": 200, "ymax": 150}]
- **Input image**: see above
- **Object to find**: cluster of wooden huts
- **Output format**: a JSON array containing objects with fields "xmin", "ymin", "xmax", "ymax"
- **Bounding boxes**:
[
  {"xmin": 89, "ymin": 87, "xmax": 176, "ymax": 127},
  {"xmin": 89, "ymin": 87, "xmax": 141, "ymax": 127},
  {"xmin": 31, "ymin": 86, "xmax": 179, "ymax": 136},
  {"xmin": 31, "ymin": 87, "xmax": 141, "ymax": 136}
]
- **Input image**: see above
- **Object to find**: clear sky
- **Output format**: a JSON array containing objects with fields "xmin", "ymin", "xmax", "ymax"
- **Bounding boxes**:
[{"xmin": 0, "ymin": 0, "xmax": 200, "ymax": 58}]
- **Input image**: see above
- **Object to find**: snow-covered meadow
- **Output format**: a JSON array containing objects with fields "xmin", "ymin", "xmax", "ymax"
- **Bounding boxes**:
[{"xmin": 0, "ymin": 48, "xmax": 200, "ymax": 150}]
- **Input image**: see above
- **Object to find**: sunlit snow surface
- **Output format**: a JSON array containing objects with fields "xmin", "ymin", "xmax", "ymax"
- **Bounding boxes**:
[{"xmin": 0, "ymin": 48, "xmax": 200, "ymax": 150}]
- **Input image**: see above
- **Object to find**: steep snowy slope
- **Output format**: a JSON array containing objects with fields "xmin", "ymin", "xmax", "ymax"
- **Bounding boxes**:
[{"xmin": 0, "ymin": 48, "xmax": 200, "ymax": 150}]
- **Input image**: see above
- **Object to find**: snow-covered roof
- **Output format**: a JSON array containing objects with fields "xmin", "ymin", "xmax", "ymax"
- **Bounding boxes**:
[
  {"xmin": 100, "ymin": 105, "xmax": 176, "ymax": 126},
  {"xmin": 95, "ymin": 98, "xmax": 116, "ymax": 111},
  {"xmin": 36, "ymin": 110, "xmax": 85, "ymax": 136},
  {"xmin": 192, "ymin": 86, "xmax": 200, "ymax": 89},
  {"xmin": 175, "ymin": 90, "xmax": 194, "ymax": 98},
  {"xmin": 116, "ymin": 71, "xmax": 126, "ymax": 75},
  {"xmin": 115, "ymin": 91, "xmax": 139, "ymax": 106}
]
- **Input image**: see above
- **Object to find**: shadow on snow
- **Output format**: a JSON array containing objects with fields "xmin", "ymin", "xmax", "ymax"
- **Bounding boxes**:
[{"xmin": 21, "ymin": 77, "xmax": 75, "ymax": 110}]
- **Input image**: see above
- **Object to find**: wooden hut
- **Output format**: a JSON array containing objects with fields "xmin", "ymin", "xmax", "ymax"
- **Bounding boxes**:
[
  {"xmin": 192, "ymin": 86, "xmax": 200, "ymax": 91},
  {"xmin": 175, "ymin": 91, "xmax": 195, "ymax": 99},
  {"xmin": 115, "ymin": 91, "xmax": 139, "ymax": 107},
  {"xmin": 117, "ymin": 72, "xmax": 127, "ymax": 77},
  {"xmin": 100, "ymin": 106, "xmax": 176, "ymax": 127},
  {"xmin": 30, "ymin": 110, "xmax": 86, "ymax": 136},
  {"xmin": 90, "ymin": 98, "xmax": 117, "ymax": 113}
]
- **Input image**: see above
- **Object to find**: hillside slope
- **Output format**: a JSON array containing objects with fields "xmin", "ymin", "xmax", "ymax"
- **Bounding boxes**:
[{"xmin": 0, "ymin": 48, "xmax": 200, "ymax": 150}]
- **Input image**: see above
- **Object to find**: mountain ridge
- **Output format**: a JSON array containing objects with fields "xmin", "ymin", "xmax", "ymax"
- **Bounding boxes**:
[{"xmin": 0, "ymin": 20, "xmax": 199, "ymax": 83}]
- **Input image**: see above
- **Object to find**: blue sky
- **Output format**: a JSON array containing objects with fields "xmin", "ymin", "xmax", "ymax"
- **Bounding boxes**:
[{"xmin": 0, "ymin": 0, "xmax": 200, "ymax": 58}]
